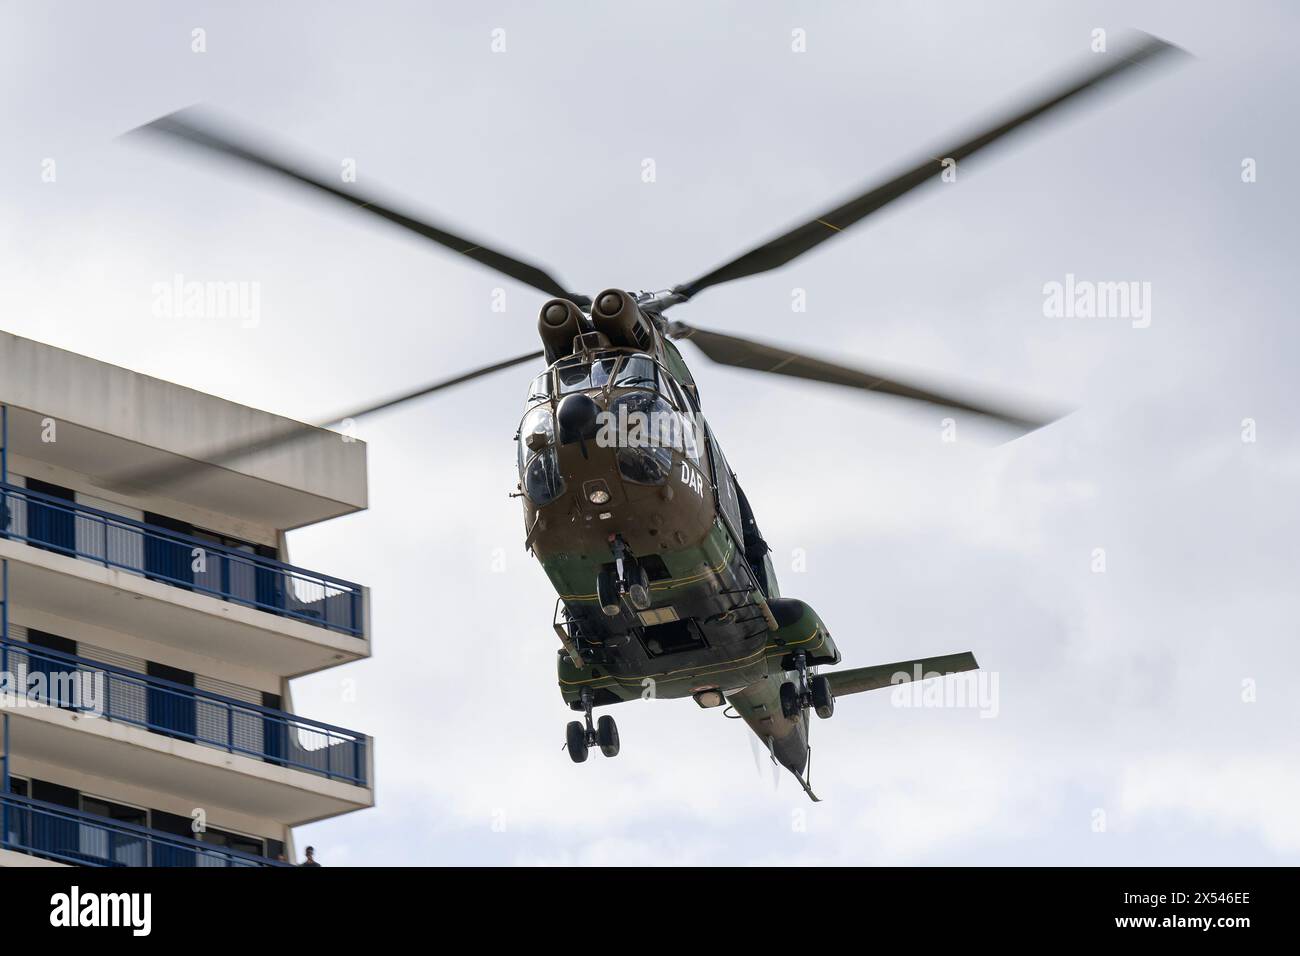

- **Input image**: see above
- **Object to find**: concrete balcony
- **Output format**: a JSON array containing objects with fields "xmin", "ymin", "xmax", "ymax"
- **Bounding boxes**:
[
  {"xmin": 1, "ymin": 793, "xmax": 290, "ymax": 867},
  {"xmin": 0, "ymin": 482, "xmax": 368, "ymax": 677},
  {"xmin": 1, "ymin": 638, "xmax": 373, "ymax": 826},
  {"xmin": 0, "ymin": 332, "xmax": 367, "ymax": 532}
]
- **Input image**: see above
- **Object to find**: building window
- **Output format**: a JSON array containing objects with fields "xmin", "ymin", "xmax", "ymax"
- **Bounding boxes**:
[
  {"xmin": 199, "ymin": 826, "xmax": 265, "ymax": 859},
  {"xmin": 142, "ymin": 512, "xmax": 196, "ymax": 588},
  {"xmin": 142, "ymin": 512, "xmax": 281, "ymax": 606},
  {"xmin": 26, "ymin": 629, "xmax": 78, "ymax": 709},
  {"xmin": 145, "ymin": 661, "xmax": 197, "ymax": 741},
  {"xmin": 80, "ymin": 794, "xmax": 149, "ymax": 866},
  {"xmin": 24, "ymin": 478, "xmax": 76, "ymax": 556}
]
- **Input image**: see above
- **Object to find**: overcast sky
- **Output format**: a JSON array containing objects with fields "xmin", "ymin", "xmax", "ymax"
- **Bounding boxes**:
[{"xmin": 3, "ymin": 0, "xmax": 1298, "ymax": 865}]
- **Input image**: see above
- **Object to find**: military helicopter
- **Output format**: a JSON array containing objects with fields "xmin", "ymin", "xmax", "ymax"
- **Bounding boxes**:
[{"xmin": 127, "ymin": 33, "xmax": 1182, "ymax": 799}]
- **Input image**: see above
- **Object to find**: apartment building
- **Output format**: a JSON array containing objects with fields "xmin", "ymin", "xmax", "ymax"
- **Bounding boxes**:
[{"xmin": 0, "ymin": 330, "xmax": 373, "ymax": 866}]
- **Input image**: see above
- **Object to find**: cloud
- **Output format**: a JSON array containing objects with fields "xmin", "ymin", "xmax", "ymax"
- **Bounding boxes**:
[
  {"xmin": 9, "ymin": 0, "xmax": 1300, "ymax": 866},
  {"xmin": 1118, "ymin": 755, "xmax": 1300, "ymax": 854}
]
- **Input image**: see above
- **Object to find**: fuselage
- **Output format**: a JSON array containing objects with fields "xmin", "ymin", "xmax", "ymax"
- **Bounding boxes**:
[{"xmin": 515, "ymin": 291, "xmax": 840, "ymax": 719}]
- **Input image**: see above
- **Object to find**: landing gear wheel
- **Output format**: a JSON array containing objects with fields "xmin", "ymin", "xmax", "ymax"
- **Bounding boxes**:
[
  {"xmin": 625, "ymin": 564, "xmax": 651, "ymax": 611},
  {"xmin": 811, "ymin": 675, "xmax": 834, "ymax": 719},
  {"xmin": 565, "ymin": 720, "xmax": 589, "ymax": 763},
  {"xmin": 779, "ymin": 681, "xmax": 799, "ymax": 718},
  {"xmin": 596, "ymin": 715, "xmax": 620, "ymax": 757},
  {"xmin": 596, "ymin": 568, "xmax": 621, "ymax": 617}
]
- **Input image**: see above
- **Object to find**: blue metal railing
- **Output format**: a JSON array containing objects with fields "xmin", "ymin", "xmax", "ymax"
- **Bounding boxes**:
[
  {"xmin": 2, "ymin": 637, "xmax": 368, "ymax": 786},
  {"xmin": 0, "ymin": 481, "xmax": 364, "ymax": 638},
  {"xmin": 1, "ymin": 793, "xmax": 291, "ymax": 867}
]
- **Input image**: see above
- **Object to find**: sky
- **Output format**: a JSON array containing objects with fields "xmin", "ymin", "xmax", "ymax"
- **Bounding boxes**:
[{"xmin": 2, "ymin": 0, "xmax": 1298, "ymax": 865}]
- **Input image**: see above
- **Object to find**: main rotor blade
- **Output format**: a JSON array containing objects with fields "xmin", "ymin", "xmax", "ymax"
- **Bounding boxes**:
[
  {"xmin": 319, "ymin": 349, "xmax": 545, "ymax": 426},
  {"xmin": 670, "ymin": 322, "xmax": 1057, "ymax": 432},
  {"xmin": 670, "ymin": 33, "xmax": 1184, "ymax": 303},
  {"xmin": 109, "ymin": 349, "xmax": 543, "ymax": 493},
  {"xmin": 127, "ymin": 109, "xmax": 589, "ymax": 306}
]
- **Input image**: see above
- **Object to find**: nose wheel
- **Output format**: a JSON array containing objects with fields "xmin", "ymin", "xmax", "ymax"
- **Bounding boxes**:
[
  {"xmin": 565, "ymin": 688, "xmax": 621, "ymax": 762},
  {"xmin": 597, "ymin": 535, "xmax": 651, "ymax": 616}
]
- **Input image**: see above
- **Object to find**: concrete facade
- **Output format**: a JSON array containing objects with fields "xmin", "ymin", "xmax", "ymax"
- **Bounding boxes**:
[{"xmin": 0, "ymin": 331, "xmax": 374, "ymax": 867}]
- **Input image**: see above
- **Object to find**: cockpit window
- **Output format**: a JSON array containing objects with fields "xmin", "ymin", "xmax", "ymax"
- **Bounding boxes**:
[
  {"xmin": 519, "ymin": 406, "xmax": 554, "ymax": 462},
  {"xmin": 556, "ymin": 361, "xmax": 589, "ymax": 393},
  {"xmin": 664, "ymin": 376, "xmax": 694, "ymax": 413},
  {"xmin": 517, "ymin": 406, "xmax": 564, "ymax": 505},
  {"xmin": 613, "ymin": 354, "xmax": 657, "ymax": 390},
  {"xmin": 609, "ymin": 392, "xmax": 674, "ymax": 486},
  {"xmin": 526, "ymin": 371, "xmax": 551, "ymax": 405},
  {"xmin": 556, "ymin": 354, "xmax": 618, "ymax": 394},
  {"xmin": 678, "ymin": 380, "xmax": 701, "ymax": 413},
  {"xmin": 524, "ymin": 453, "xmax": 564, "ymax": 506}
]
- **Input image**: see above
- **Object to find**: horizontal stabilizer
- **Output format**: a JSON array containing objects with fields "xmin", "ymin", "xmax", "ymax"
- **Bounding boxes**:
[{"xmin": 825, "ymin": 652, "xmax": 978, "ymax": 698}]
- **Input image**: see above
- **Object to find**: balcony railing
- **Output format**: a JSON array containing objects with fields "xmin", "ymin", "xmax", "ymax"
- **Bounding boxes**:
[
  {"xmin": 1, "ymin": 638, "xmax": 369, "ymax": 787},
  {"xmin": 0, "ymin": 481, "xmax": 364, "ymax": 638},
  {"xmin": 0, "ymin": 793, "xmax": 291, "ymax": 867}
]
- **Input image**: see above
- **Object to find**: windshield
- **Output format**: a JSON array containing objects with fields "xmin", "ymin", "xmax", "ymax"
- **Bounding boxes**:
[
  {"xmin": 609, "ymin": 392, "xmax": 674, "ymax": 486},
  {"xmin": 555, "ymin": 354, "xmax": 619, "ymax": 395},
  {"xmin": 613, "ymin": 354, "xmax": 657, "ymax": 390}
]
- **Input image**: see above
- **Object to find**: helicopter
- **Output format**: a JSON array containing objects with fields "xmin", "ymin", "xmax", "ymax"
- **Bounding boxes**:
[{"xmin": 125, "ymin": 33, "xmax": 1183, "ymax": 799}]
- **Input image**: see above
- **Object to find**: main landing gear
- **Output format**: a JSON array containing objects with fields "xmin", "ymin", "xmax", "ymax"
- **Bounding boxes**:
[
  {"xmin": 779, "ymin": 650, "xmax": 835, "ymax": 720},
  {"xmin": 565, "ymin": 687, "xmax": 620, "ymax": 763},
  {"xmin": 775, "ymin": 650, "xmax": 828, "ymax": 801}
]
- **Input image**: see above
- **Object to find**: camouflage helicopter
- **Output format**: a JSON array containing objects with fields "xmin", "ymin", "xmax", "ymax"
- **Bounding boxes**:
[{"xmin": 128, "ymin": 34, "xmax": 1181, "ymax": 799}]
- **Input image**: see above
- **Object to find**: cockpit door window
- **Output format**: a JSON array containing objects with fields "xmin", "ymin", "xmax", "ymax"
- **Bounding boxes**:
[
  {"xmin": 659, "ymin": 377, "xmax": 702, "ymax": 464},
  {"xmin": 707, "ymin": 429, "xmax": 743, "ymax": 540}
]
